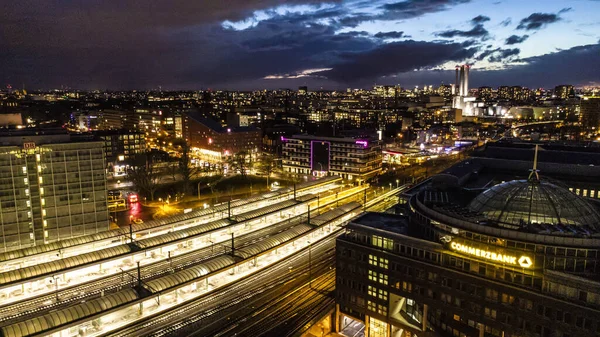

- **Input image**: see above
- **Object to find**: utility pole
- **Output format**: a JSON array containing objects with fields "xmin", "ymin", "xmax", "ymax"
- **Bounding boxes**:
[
  {"xmin": 308, "ymin": 242, "xmax": 312, "ymax": 290},
  {"xmin": 231, "ymin": 233, "xmax": 235, "ymax": 256},
  {"xmin": 294, "ymin": 182, "xmax": 297, "ymax": 201},
  {"xmin": 137, "ymin": 261, "xmax": 141, "ymax": 288},
  {"xmin": 307, "ymin": 204, "xmax": 311, "ymax": 225},
  {"xmin": 53, "ymin": 276, "xmax": 59, "ymax": 302},
  {"xmin": 228, "ymin": 200, "xmax": 231, "ymax": 219},
  {"xmin": 129, "ymin": 222, "xmax": 134, "ymax": 243}
]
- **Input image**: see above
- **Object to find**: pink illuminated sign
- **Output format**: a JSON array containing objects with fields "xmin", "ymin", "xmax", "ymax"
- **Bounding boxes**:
[{"xmin": 355, "ymin": 140, "xmax": 368, "ymax": 147}]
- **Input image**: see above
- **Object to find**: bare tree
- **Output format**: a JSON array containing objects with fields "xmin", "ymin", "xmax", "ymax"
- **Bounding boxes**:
[
  {"xmin": 127, "ymin": 153, "xmax": 162, "ymax": 201},
  {"xmin": 227, "ymin": 151, "xmax": 249, "ymax": 177},
  {"xmin": 257, "ymin": 153, "xmax": 278, "ymax": 187},
  {"xmin": 166, "ymin": 161, "xmax": 179, "ymax": 181},
  {"xmin": 174, "ymin": 140, "xmax": 198, "ymax": 194}
]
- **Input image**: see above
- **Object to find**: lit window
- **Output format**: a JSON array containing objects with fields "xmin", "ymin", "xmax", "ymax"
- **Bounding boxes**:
[
  {"xmin": 368, "ymin": 285, "xmax": 377, "ymax": 297},
  {"xmin": 38, "ymin": 177, "xmax": 43, "ymax": 184},
  {"xmin": 372, "ymin": 235, "xmax": 393, "ymax": 250},
  {"xmin": 22, "ymin": 166, "xmax": 27, "ymax": 174}
]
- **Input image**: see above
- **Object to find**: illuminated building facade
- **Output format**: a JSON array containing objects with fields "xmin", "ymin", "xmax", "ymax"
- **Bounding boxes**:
[
  {"xmin": 0, "ymin": 132, "xmax": 109, "ymax": 252},
  {"xmin": 93, "ymin": 130, "xmax": 146, "ymax": 175},
  {"xmin": 497, "ymin": 86, "xmax": 510, "ymax": 100},
  {"xmin": 282, "ymin": 135, "xmax": 382, "ymax": 182},
  {"xmin": 554, "ymin": 85, "xmax": 575, "ymax": 99},
  {"xmin": 581, "ymin": 96, "xmax": 600, "ymax": 131},
  {"xmin": 477, "ymin": 87, "xmax": 493, "ymax": 101},
  {"xmin": 183, "ymin": 112, "xmax": 262, "ymax": 155},
  {"xmin": 336, "ymin": 143, "xmax": 600, "ymax": 337}
]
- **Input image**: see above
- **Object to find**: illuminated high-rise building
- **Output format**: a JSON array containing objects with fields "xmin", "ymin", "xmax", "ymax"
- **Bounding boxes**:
[
  {"xmin": 554, "ymin": 85, "xmax": 574, "ymax": 99},
  {"xmin": 478, "ymin": 86, "xmax": 493, "ymax": 101},
  {"xmin": 581, "ymin": 96, "xmax": 600, "ymax": 131},
  {"xmin": 0, "ymin": 131, "xmax": 109, "ymax": 252},
  {"xmin": 498, "ymin": 86, "xmax": 510, "ymax": 100}
]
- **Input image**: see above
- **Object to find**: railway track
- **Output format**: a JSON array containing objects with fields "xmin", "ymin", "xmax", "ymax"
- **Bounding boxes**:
[
  {"xmin": 105, "ymin": 232, "xmax": 339, "ymax": 337},
  {"xmin": 0, "ymin": 214, "xmax": 310, "ymax": 326}
]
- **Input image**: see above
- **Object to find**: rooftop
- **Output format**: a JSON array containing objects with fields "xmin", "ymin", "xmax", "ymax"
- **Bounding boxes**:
[{"xmin": 347, "ymin": 212, "xmax": 408, "ymax": 235}]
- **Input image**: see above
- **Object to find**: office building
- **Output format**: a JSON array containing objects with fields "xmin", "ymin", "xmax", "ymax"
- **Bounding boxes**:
[
  {"xmin": 182, "ymin": 112, "xmax": 262, "ymax": 155},
  {"xmin": 497, "ymin": 86, "xmax": 510, "ymax": 100},
  {"xmin": 94, "ymin": 130, "xmax": 146, "ymax": 175},
  {"xmin": 0, "ymin": 130, "xmax": 109, "ymax": 252},
  {"xmin": 281, "ymin": 135, "xmax": 382, "ymax": 182},
  {"xmin": 554, "ymin": 85, "xmax": 575, "ymax": 99},
  {"xmin": 581, "ymin": 96, "xmax": 600, "ymax": 131},
  {"xmin": 477, "ymin": 87, "xmax": 493, "ymax": 101},
  {"xmin": 336, "ymin": 142, "xmax": 600, "ymax": 337}
]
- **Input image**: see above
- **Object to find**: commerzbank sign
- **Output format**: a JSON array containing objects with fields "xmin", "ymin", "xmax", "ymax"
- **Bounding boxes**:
[{"xmin": 450, "ymin": 241, "xmax": 533, "ymax": 268}]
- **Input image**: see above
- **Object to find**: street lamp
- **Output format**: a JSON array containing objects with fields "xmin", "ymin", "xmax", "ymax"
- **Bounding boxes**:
[
  {"xmin": 396, "ymin": 179, "xmax": 399, "ymax": 188},
  {"xmin": 197, "ymin": 182, "xmax": 202, "ymax": 200},
  {"xmin": 389, "ymin": 182, "xmax": 392, "ymax": 191}
]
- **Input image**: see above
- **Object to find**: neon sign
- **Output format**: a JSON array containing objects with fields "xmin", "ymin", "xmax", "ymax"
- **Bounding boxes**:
[
  {"xmin": 450, "ymin": 241, "xmax": 532, "ymax": 268},
  {"xmin": 355, "ymin": 140, "xmax": 368, "ymax": 147}
]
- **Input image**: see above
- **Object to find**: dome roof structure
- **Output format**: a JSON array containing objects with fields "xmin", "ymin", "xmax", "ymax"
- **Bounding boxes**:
[{"xmin": 469, "ymin": 179, "xmax": 600, "ymax": 229}]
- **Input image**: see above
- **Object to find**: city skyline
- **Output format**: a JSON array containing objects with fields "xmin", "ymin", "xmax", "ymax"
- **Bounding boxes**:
[{"xmin": 2, "ymin": 0, "xmax": 600, "ymax": 90}]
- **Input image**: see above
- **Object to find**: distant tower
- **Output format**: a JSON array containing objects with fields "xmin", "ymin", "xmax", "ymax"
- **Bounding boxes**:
[
  {"xmin": 463, "ymin": 64, "xmax": 470, "ymax": 96},
  {"xmin": 458, "ymin": 66, "xmax": 466, "ymax": 97},
  {"xmin": 453, "ymin": 64, "xmax": 474, "ymax": 116},
  {"xmin": 454, "ymin": 66, "xmax": 460, "ymax": 95}
]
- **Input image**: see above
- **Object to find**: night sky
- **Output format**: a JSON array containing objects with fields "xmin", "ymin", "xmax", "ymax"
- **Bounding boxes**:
[{"xmin": 2, "ymin": 0, "xmax": 600, "ymax": 90}]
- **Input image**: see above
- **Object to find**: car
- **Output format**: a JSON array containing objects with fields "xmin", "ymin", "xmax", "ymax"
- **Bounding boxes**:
[{"xmin": 128, "ymin": 193, "xmax": 139, "ymax": 203}]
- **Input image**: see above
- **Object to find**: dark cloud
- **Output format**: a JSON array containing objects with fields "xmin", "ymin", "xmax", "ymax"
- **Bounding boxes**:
[
  {"xmin": 517, "ymin": 11, "xmax": 566, "ymax": 30},
  {"xmin": 559, "ymin": 7, "xmax": 573, "ymax": 14},
  {"xmin": 380, "ymin": 0, "xmax": 471, "ymax": 20},
  {"xmin": 318, "ymin": 40, "xmax": 477, "ymax": 83},
  {"xmin": 471, "ymin": 15, "xmax": 490, "ymax": 24},
  {"xmin": 374, "ymin": 31, "xmax": 405, "ymax": 39},
  {"xmin": 488, "ymin": 48, "xmax": 520, "ymax": 62},
  {"xmin": 475, "ymin": 47, "xmax": 520, "ymax": 62},
  {"xmin": 365, "ymin": 42, "xmax": 600, "ymax": 89},
  {"xmin": 0, "ymin": 0, "xmax": 596, "ymax": 90},
  {"xmin": 500, "ymin": 18, "xmax": 512, "ymax": 27},
  {"xmin": 505, "ymin": 35, "xmax": 529, "ymax": 45},
  {"xmin": 331, "ymin": 0, "xmax": 472, "ymax": 28},
  {"xmin": 436, "ymin": 24, "xmax": 489, "ymax": 39}
]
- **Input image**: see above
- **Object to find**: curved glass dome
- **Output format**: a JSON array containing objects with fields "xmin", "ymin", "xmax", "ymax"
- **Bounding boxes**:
[{"xmin": 469, "ymin": 179, "xmax": 600, "ymax": 229}]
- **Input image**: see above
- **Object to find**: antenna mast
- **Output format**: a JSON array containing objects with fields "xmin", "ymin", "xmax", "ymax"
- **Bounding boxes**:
[{"xmin": 528, "ymin": 145, "xmax": 540, "ymax": 181}]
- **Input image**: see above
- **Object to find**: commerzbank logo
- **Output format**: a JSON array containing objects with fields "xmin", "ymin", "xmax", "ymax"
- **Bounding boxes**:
[{"xmin": 450, "ymin": 241, "xmax": 533, "ymax": 269}]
